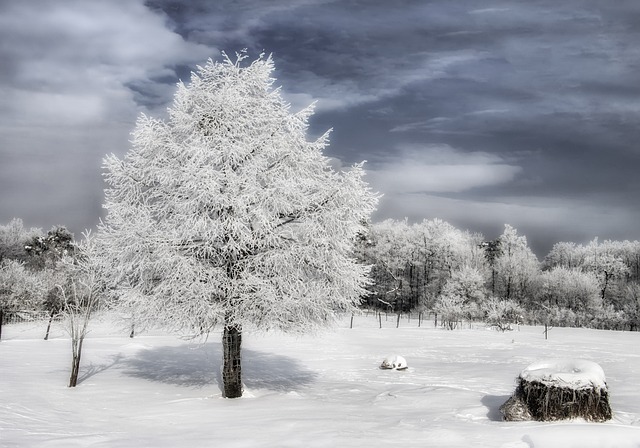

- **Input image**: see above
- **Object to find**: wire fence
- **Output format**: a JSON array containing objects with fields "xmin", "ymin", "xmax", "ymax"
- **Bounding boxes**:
[{"xmin": 2, "ymin": 311, "xmax": 53, "ymax": 325}]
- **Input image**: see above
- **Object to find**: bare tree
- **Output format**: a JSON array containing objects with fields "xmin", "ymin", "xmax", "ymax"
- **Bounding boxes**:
[{"xmin": 57, "ymin": 235, "xmax": 102, "ymax": 387}]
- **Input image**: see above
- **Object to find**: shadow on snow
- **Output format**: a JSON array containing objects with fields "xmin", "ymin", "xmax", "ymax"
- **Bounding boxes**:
[
  {"xmin": 481, "ymin": 394, "xmax": 510, "ymax": 422},
  {"xmin": 118, "ymin": 343, "xmax": 318, "ymax": 393},
  {"xmin": 78, "ymin": 354, "xmax": 124, "ymax": 384}
]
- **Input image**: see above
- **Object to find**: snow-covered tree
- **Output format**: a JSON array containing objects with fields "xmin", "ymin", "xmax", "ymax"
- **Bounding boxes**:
[
  {"xmin": 40, "ymin": 268, "xmax": 68, "ymax": 340},
  {"xmin": 440, "ymin": 265, "xmax": 487, "ymax": 320},
  {"xmin": 98, "ymin": 52, "xmax": 378, "ymax": 398},
  {"xmin": 434, "ymin": 293, "xmax": 465, "ymax": 330},
  {"xmin": 362, "ymin": 219, "xmax": 414, "ymax": 310},
  {"xmin": 482, "ymin": 297, "xmax": 523, "ymax": 331},
  {"xmin": 415, "ymin": 219, "xmax": 484, "ymax": 305},
  {"xmin": 584, "ymin": 238, "xmax": 629, "ymax": 303},
  {"xmin": 0, "ymin": 218, "xmax": 42, "ymax": 264},
  {"xmin": 493, "ymin": 225, "xmax": 540, "ymax": 302},
  {"xmin": 363, "ymin": 218, "xmax": 486, "ymax": 313},
  {"xmin": 0, "ymin": 259, "xmax": 48, "ymax": 340},
  {"xmin": 442, "ymin": 266, "xmax": 487, "ymax": 304},
  {"xmin": 541, "ymin": 238, "xmax": 640, "ymax": 327},
  {"xmin": 622, "ymin": 283, "xmax": 640, "ymax": 331},
  {"xmin": 24, "ymin": 226, "xmax": 75, "ymax": 270},
  {"xmin": 542, "ymin": 241, "xmax": 583, "ymax": 270},
  {"xmin": 536, "ymin": 267, "xmax": 601, "ymax": 314}
]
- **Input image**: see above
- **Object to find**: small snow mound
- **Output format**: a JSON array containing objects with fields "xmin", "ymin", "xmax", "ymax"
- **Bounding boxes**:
[
  {"xmin": 380, "ymin": 355, "xmax": 408, "ymax": 370},
  {"xmin": 520, "ymin": 359, "xmax": 606, "ymax": 390}
]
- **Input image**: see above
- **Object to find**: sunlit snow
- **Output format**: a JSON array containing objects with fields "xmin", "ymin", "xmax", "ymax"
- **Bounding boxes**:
[
  {"xmin": 2, "ymin": 314, "xmax": 640, "ymax": 447},
  {"xmin": 520, "ymin": 359, "xmax": 607, "ymax": 390}
]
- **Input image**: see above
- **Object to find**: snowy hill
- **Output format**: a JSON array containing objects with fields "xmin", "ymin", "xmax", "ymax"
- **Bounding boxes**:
[{"xmin": 1, "ymin": 313, "xmax": 640, "ymax": 447}]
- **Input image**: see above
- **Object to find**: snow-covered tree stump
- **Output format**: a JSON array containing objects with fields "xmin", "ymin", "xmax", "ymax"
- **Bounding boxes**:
[{"xmin": 501, "ymin": 359, "xmax": 612, "ymax": 422}]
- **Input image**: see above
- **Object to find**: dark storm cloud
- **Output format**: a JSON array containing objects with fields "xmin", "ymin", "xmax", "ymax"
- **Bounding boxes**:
[{"xmin": 1, "ymin": 0, "xmax": 639, "ymax": 255}]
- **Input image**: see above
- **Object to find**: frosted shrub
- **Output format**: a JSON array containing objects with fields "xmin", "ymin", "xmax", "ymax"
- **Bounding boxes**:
[
  {"xmin": 434, "ymin": 294, "xmax": 465, "ymax": 330},
  {"xmin": 0, "ymin": 260, "xmax": 48, "ymax": 340},
  {"xmin": 482, "ymin": 297, "xmax": 523, "ymax": 332}
]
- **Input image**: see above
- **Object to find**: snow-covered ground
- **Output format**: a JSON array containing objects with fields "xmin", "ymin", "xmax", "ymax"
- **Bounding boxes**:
[{"xmin": 2, "ymin": 313, "xmax": 640, "ymax": 447}]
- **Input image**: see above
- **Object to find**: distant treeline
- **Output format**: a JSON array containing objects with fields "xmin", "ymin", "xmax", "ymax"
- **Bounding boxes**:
[
  {"xmin": 2, "ymin": 217, "xmax": 639, "ymax": 331},
  {"xmin": 357, "ymin": 219, "xmax": 640, "ymax": 331}
]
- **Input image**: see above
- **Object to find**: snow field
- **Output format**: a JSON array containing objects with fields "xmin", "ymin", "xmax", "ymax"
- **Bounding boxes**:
[{"xmin": 1, "ymin": 313, "xmax": 640, "ymax": 447}]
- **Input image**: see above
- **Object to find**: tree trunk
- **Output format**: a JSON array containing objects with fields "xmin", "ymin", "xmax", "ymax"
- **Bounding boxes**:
[
  {"xmin": 69, "ymin": 337, "xmax": 83, "ymax": 387},
  {"xmin": 44, "ymin": 310, "xmax": 55, "ymax": 340},
  {"xmin": 491, "ymin": 268, "xmax": 496, "ymax": 294},
  {"xmin": 222, "ymin": 323, "xmax": 243, "ymax": 398},
  {"xmin": 601, "ymin": 271, "xmax": 611, "ymax": 302},
  {"xmin": 0, "ymin": 309, "xmax": 3, "ymax": 341},
  {"xmin": 544, "ymin": 324, "xmax": 549, "ymax": 340},
  {"xmin": 129, "ymin": 313, "xmax": 136, "ymax": 338}
]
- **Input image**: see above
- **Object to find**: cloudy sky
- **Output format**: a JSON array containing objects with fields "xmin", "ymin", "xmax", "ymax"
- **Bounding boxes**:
[{"xmin": 2, "ymin": 0, "xmax": 640, "ymax": 256}]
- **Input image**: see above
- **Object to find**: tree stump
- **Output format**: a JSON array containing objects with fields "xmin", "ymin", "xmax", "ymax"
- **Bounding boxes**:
[{"xmin": 501, "ymin": 359, "xmax": 612, "ymax": 422}]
